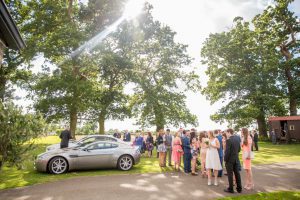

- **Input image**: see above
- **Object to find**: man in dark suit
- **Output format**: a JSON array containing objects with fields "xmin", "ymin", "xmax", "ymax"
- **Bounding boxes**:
[
  {"xmin": 60, "ymin": 127, "xmax": 72, "ymax": 148},
  {"xmin": 224, "ymin": 128, "xmax": 242, "ymax": 193},
  {"xmin": 123, "ymin": 130, "xmax": 131, "ymax": 142},
  {"xmin": 182, "ymin": 130, "xmax": 192, "ymax": 174},
  {"xmin": 253, "ymin": 130, "xmax": 259, "ymax": 151}
]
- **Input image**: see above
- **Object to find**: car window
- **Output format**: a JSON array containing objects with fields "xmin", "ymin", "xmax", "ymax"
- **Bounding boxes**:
[
  {"xmin": 87, "ymin": 143, "xmax": 105, "ymax": 150},
  {"xmin": 80, "ymin": 137, "xmax": 97, "ymax": 146},
  {"xmin": 86, "ymin": 143, "xmax": 118, "ymax": 150},
  {"xmin": 105, "ymin": 137, "xmax": 117, "ymax": 142},
  {"xmin": 104, "ymin": 143, "xmax": 118, "ymax": 148}
]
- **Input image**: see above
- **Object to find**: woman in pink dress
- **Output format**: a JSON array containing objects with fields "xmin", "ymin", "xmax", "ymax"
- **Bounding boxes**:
[
  {"xmin": 241, "ymin": 128, "xmax": 254, "ymax": 190},
  {"xmin": 172, "ymin": 132, "xmax": 183, "ymax": 171},
  {"xmin": 199, "ymin": 131, "xmax": 208, "ymax": 178}
]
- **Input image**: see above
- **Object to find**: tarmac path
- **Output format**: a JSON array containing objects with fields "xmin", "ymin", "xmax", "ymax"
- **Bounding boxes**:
[{"xmin": 0, "ymin": 162, "xmax": 299, "ymax": 200}]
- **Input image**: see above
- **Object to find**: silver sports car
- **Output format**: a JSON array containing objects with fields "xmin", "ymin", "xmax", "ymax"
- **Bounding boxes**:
[
  {"xmin": 46, "ymin": 135, "xmax": 130, "ymax": 151},
  {"xmin": 35, "ymin": 141, "xmax": 140, "ymax": 174}
]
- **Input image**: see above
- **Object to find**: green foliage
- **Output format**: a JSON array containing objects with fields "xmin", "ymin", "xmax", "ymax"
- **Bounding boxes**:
[
  {"xmin": 201, "ymin": 0, "xmax": 300, "ymax": 133},
  {"xmin": 0, "ymin": 1, "xmax": 33, "ymax": 101},
  {"xmin": 0, "ymin": 102, "xmax": 45, "ymax": 169},
  {"xmin": 86, "ymin": 47, "xmax": 133, "ymax": 134},
  {"xmin": 252, "ymin": 0, "xmax": 300, "ymax": 115},
  {"xmin": 117, "ymin": 4, "xmax": 200, "ymax": 130},
  {"xmin": 201, "ymin": 17, "xmax": 287, "ymax": 135},
  {"xmin": 5, "ymin": 0, "xmax": 199, "ymax": 135},
  {"xmin": 77, "ymin": 121, "xmax": 97, "ymax": 135},
  {"xmin": 23, "ymin": 0, "xmax": 126, "ymax": 136}
]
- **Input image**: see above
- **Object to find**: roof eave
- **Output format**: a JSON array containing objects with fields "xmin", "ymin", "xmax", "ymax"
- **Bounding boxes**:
[{"xmin": 0, "ymin": 0, "xmax": 26, "ymax": 51}]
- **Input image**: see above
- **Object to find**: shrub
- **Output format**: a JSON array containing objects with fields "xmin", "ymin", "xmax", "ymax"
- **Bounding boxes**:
[{"xmin": 0, "ymin": 102, "xmax": 45, "ymax": 169}]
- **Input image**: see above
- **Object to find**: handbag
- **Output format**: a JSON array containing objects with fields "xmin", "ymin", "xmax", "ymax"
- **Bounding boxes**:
[
  {"xmin": 177, "ymin": 149, "xmax": 183, "ymax": 153},
  {"xmin": 243, "ymin": 151, "xmax": 254, "ymax": 160}
]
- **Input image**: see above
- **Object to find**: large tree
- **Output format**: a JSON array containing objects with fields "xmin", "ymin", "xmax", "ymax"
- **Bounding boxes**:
[
  {"xmin": 253, "ymin": 0, "xmax": 300, "ymax": 115},
  {"xmin": 24, "ymin": 0, "xmax": 125, "ymax": 137},
  {"xmin": 118, "ymin": 5, "xmax": 199, "ymax": 131},
  {"xmin": 87, "ymin": 48, "xmax": 132, "ymax": 134},
  {"xmin": 201, "ymin": 17, "xmax": 286, "ymax": 136}
]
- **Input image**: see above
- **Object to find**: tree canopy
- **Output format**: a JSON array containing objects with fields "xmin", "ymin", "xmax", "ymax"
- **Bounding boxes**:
[{"xmin": 201, "ymin": 0, "xmax": 299, "ymax": 135}]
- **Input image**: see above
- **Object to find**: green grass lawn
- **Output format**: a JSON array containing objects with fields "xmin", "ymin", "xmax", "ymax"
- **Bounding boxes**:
[
  {"xmin": 0, "ymin": 136, "xmax": 299, "ymax": 190},
  {"xmin": 218, "ymin": 191, "xmax": 300, "ymax": 200}
]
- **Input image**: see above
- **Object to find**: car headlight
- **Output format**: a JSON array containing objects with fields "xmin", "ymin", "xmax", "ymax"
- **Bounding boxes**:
[
  {"xmin": 37, "ymin": 153, "xmax": 49, "ymax": 160},
  {"xmin": 46, "ymin": 146, "xmax": 54, "ymax": 151}
]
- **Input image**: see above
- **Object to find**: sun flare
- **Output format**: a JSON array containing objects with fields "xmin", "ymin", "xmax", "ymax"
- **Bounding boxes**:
[{"xmin": 123, "ymin": 0, "xmax": 146, "ymax": 20}]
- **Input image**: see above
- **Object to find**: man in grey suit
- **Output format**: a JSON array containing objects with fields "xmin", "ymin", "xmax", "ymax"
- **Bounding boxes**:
[{"xmin": 164, "ymin": 129, "xmax": 173, "ymax": 166}]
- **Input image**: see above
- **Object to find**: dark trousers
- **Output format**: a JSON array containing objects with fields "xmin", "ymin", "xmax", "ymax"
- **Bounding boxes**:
[
  {"xmin": 183, "ymin": 153, "xmax": 192, "ymax": 173},
  {"xmin": 164, "ymin": 146, "xmax": 172, "ymax": 166},
  {"xmin": 60, "ymin": 144, "xmax": 68, "ymax": 148},
  {"xmin": 218, "ymin": 156, "xmax": 223, "ymax": 177},
  {"xmin": 254, "ymin": 141, "xmax": 258, "ymax": 151},
  {"xmin": 225, "ymin": 160, "xmax": 242, "ymax": 192}
]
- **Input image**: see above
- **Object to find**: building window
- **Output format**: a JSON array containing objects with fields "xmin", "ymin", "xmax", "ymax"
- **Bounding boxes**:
[{"xmin": 289, "ymin": 125, "xmax": 295, "ymax": 131}]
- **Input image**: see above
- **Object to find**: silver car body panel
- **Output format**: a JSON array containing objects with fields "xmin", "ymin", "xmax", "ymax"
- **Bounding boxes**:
[
  {"xmin": 36, "ymin": 141, "xmax": 140, "ymax": 173},
  {"xmin": 46, "ymin": 135, "xmax": 131, "ymax": 152}
]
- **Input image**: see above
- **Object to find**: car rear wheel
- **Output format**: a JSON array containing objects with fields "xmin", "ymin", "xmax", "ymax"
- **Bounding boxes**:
[
  {"xmin": 118, "ymin": 155, "xmax": 133, "ymax": 171},
  {"xmin": 48, "ymin": 157, "xmax": 68, "ymax": 174}
]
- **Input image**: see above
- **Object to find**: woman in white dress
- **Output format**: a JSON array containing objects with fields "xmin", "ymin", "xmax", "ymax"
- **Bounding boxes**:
[{"xmin": 206, "ymin": 130, "xmax": 222, "ymax": 186}]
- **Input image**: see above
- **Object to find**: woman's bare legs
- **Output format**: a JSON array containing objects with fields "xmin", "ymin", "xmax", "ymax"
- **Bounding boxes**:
[
  {"xmin": 191, "ymin": 158, "xmax": 196, "ymax": 174},
  {"xmin": 246, "ymin": 169, "xmax": 254, "ymax": 189},
  {"xmin": 207, "ymin": 168, "xmax": 212, "ymax": 185},
  {"xmin": 213, "ymin": 170, "xmax": 218, "ymax": 185},
  {"xmin": 244, "ymin": 169, "xmax": 250, "ymax": 189}
]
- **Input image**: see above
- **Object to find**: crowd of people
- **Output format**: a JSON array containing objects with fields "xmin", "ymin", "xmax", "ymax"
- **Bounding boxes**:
[{"xmin": 122, "ymin": 127, "xmax": 258, "ymax": 194}]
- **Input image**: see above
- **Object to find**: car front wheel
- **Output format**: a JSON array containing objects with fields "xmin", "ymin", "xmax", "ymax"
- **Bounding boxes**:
[
  {"xmin": 48, "ymin": 157, "xmax": 68, "ymax": 174},
  {"xmin": 118, "ymin": 155, "xmax": 133, "ymax": 171}
]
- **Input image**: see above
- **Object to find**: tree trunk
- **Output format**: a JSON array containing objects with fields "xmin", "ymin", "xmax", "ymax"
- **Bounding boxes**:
[
  {"xmin": 281, "ymin": 46, "xmax": 297, "ymax": 116},
  {"xmin": 288, "ymin": 90, "xmax": 297, "ymax": 116},
  {"xmin": 69, "ymin": 108, "xmax": 77, "ymax": 139},
  {"xmin": 98, "ymin": 111, "xmax": 105, "ymax": 135},
  {"xmin": 154, "ymin": 104, "xmax": 165, "ymax": 132},
  {"xmin": 156, "ymin": 124, "xmax": 164, "ymax": 132},
  {"xmin": 256, "ymin": 114, "xmax": 267, "ymax": 138}
]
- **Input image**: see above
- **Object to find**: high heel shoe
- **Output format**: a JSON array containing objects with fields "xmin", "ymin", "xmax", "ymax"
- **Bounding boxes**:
[
  {"xmin": 208, "ymin": 179, "xmax": 212, "ymax": 186},
  {"xmin": 248, "ymin": 184, "xmax": 254, "ymax": 190},
  {"xmin": 244, "ymin": 184, "xmax": 254, "ymax": 190},
  {"xmin": 214, "ymin": 179, "xmax": 218, "ymax": 186}
]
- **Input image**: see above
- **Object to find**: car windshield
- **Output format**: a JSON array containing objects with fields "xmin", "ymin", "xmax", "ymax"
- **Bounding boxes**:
[{"xmin": 77, "ymin": 136, "xmax": 117, "ymax": 147}]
